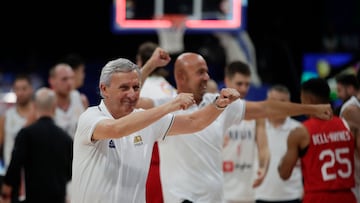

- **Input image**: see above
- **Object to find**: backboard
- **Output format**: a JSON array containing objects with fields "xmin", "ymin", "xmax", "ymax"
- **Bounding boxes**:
[{"xmin": 112, "ymin": 0, "xmax": 247, "ymax": 33}]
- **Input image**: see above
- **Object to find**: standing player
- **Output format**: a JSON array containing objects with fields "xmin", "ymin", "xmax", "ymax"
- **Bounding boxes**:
[
  {"xmin": 278, "ymin": 78, "xmax": 358, "ymax": 203},
  {"xmin": 48, "ymin": 63, "xmax": 86, "ymax": 139},
  {"xmin": 222, "ymin": 61, "xmax": 269, "ymax": 203},
  {"xmin": 255, "ymin": 85, "xmax": 303, "ymax": 203},
  {"xmin": 0, "ymin": 74, "xmax": 36, "ymax": 203},
  {"xmin": 48, "ymin": 63, "xmax": 86, "ymax": 202}
]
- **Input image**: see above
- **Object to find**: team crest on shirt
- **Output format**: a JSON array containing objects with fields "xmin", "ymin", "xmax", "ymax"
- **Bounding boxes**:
[
  {"xmin": 133, "ymin": 135, "xmax": 143, "ymax": 146},
  {"xmin": 109, "ymin": 140, "xmax": 116, "ymax": 148}
]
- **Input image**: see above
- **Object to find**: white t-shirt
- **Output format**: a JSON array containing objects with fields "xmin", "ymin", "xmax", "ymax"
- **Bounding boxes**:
[
  {"xmin": 71, "ymin": 100, "xmax": 175, "ymax": 203},
  {"xmin": 255, "ymin": 118, "xmax": 303, "ymax": 201},
  {"xmin": 140, "ymin": 75, "xmax": 177, "ymax": 99},
  {"xmin": 3, "ymin": 107, "xmax": 27, "ymax": 171},
  {"xmin": 156, "ymin": 93, "xmax": 246, "ymax": 203},
  {"xmin": 54, "ymin": 90, "xmax": 85, "ymax": 139},
  {"xmin": 223, "ymin": 120, "xmax": 258, "ymax": 202}
]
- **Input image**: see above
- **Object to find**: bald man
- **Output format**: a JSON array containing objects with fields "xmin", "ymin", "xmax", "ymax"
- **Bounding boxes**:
[
  {"xmin": 48, "ymin": 63, "xmax": 86, "ymax": 202},
  {"xmin": 138, "ymin": 52, "xmax": 332, "ymax": 203},
  {"xmin": 48, "ymin": 63, "xmax": 86, "ymax": 139}
]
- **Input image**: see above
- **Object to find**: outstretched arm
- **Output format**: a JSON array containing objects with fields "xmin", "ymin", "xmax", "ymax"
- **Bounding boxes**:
[
  {"xmin": 92, "ymin": 93, "xmax": 194, "ymax": 140},
  {"xmin": 244, "ymin": 100, "xmax": 332, "ymax": 120},
  {"xmin": 168, "ymin": 88, "xmax": 240, "ymax": 135},
  {"xmin": 253, "ymin": 119, "xmax": 270, "ymax": 188}
]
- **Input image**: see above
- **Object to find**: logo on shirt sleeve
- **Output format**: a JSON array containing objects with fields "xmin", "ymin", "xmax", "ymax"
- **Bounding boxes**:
[
  {"xmin": 134, "ymin": 135, "xmax": 143, "ymax": 146},
  {"xmin": 109, "ymin": 140, "xmax": 116, "ymax": 148}
]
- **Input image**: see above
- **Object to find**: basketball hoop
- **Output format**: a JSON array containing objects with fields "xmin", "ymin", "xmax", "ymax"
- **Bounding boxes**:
[{"xmin": 156, "ymin": 14, "xmax": 187, "ymax": 55}]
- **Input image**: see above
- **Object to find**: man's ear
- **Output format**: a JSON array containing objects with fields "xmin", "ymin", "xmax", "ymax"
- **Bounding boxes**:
[{"xmin": 100, "ymin": 84, "xmax": 108, "ymax": 98}]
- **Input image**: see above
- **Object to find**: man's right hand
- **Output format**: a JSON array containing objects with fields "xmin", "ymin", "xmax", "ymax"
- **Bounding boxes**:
[
  {"xmin": 311, "ymin": 104, "xmax": 333, "ymax": 120},
  {"xmin": 215, "ymin": 88, "xmax": 241, "ymax": 108}
]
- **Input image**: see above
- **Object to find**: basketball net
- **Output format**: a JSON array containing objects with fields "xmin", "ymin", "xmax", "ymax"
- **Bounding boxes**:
[{"xmin": 156, "ymin": 14, "xmax": 187, "ymax": 55}]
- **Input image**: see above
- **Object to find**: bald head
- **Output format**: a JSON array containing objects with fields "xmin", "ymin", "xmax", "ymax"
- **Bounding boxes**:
[
  {"xmin": 174, "ymin": 53, "xmax": 206, "ymax": 75},
  {"xmin": 49, "ymin": 63, "xmax": 73, "ymax": 78},
  {"xmin": 174, "ymin": 52, "xmax": 210, "ymax": 103},
  {"xmin": 34, "ymin": 87, "xmax": 57, "ymax": 116},
  {"xmin": 48, "ymin": 63, "xmax": 75, "ymax": 96}
]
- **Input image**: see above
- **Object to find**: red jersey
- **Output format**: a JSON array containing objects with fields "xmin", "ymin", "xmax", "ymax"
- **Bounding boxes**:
[
  {"xmin": 146, "ymin": 142, "xmax": 163, "ymax": 203},
  {"xmin": 301, "ymin": 116, "xmax": 356, "ymax": 203}
]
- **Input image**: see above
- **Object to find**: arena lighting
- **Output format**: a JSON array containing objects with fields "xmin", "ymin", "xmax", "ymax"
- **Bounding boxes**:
[
  {"xmin": 186, "ymin": 0, "xmax": 241, "ymax": 29},
  {"xmin": 114, "ymin": 0, "xmax": 242, "ymax": 30}
]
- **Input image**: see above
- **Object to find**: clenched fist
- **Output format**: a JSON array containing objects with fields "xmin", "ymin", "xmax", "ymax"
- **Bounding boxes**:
[{"xmin": 214, "ymin": 88, "xmax": 240, "ymax": 109}]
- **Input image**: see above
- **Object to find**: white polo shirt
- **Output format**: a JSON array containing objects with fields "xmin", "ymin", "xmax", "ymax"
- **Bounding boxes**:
[
  {"xmin": 156, "ymin": 93, "xmax": 246, "ymax": 203},
  {"xmin": 71, "ymin": 100, "xmax": 174, "ymax": 203}
]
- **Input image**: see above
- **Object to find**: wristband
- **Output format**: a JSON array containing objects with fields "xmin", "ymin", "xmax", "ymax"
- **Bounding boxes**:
[{"xmin": 213, "ymin": 96, "xmax": 227, "ymax": 110}]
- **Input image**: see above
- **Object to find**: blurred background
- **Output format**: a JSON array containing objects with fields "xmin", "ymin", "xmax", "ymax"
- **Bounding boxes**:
[{"xmin": 0, "ymin": 0, "xmax": 360, "ymax": 107}]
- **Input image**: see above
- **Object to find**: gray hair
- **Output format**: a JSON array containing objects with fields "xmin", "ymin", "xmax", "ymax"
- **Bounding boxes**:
[
  {"xmin": 99, "ymin": 58, "xmax": 141, "ymax": 98},
  {"xmin": 35, "ymin": 87, "xmax": 56, "ymax": 111}
]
